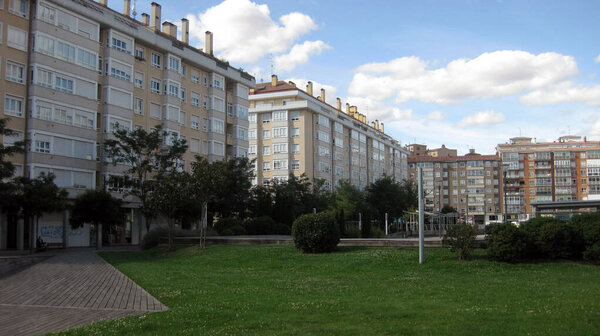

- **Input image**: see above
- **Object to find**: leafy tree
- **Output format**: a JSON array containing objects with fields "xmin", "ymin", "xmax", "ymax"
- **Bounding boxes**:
[
  {"xmin": 335, "ymin": 180, "xmax": 368, "ymax": 221},
  {"xmin": 271, "ymin": 174, "xmax": 312, "ymax": 228},
  {"xmin": 209, "ymin": 157, "xmax": 254, "ymax": 218},
  {"xmin": 441, "ymin": 205, "xmax": 458, "ymax": 214},
  {"xmin": 104, "ymin": 125, "xmax": 187, "ymax": 231},
  {"xmin": 70, "ymin": 189, "xmax": 124, "ymax": 247},
  {"xmin": 0, "ymin": 118, "xmax": 26, "ymax": 180},
  {"xmin": 367, "ymin": 176, "xmax": 405, "ymax": 229},
  {"xmin": 5, "ymin": 174, "xmax": 68, "ymax": 251},
  {"xmin": 443, "ymin": 223, "xmax": 477, "ymax": 260},
  {"xmin": 248, "ymin": 185, "xmax": 274, "ymax": 218},
  {"xmin": 148, "ymin": 171, "xmax": 201, "ymax": 249}
]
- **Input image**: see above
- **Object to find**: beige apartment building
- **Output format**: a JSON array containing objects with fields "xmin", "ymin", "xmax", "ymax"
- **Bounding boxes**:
[
  {"xmin": 248, "ymin": 76, "xmax": 408, "ymax": 190},
  {"xmin": 408, "ymin": 150, "xmax": 503, "ymax": 225},
  {"xmin": 0, "ymin": 0, "xmax": 253, "ymax": 250},
  {"xmin": 406, "ymin": 143, "xmax": 457, "ymax": 158},
  {"xmin": 497, "ymin": 136, "xmax": 600, "ymax": 221}
]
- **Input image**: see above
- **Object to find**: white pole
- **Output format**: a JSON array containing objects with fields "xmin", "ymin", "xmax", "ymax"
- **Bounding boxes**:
[
  {"xmin": 358, "ymin": 212, "xmax": 362, "ymax": 231},
  {"xmin": 385, "ymin": 212, "xmax": 388, "ymax": 236},
  {"xmin": 418, "ymin": 167, "xmax": 425, "ymax": 264}
]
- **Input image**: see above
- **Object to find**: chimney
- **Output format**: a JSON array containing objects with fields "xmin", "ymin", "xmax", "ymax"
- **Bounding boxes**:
[
  {"xmin": 306, "ymin": 81, "xmax": 313, "ymax": 96},
  {"xmin": 375, "ymin": 120, "xmax": 379, "ymax": 130},
  {"xmin": 288, "ymin": 81, "xmax": 296, "ymax": 87},
  {"xmin": 271, "ymin": 74, "xmax": 278, "ymax": 87},
  {"xmin": 99, "ymin": 0, "xmax": 107, "ymax": 6},
  {"xmin": 336, "ymin": 98, "xmax": 341, "ymax": 110},
  {"xmin": 249, "ymin": 88, "xmax": 255, "ymax": 94},
  {"xmin": 371, "ymin": 121, "xmax": 376, "ymax": 128},
  {"xmin": 181, "ymin": 18, "xmax": 189, "ymax": 44},
  {"xmin": 346, "ymin": 103, "xmax": 350, "ymax": 113},
  {"xmin": 124, "ymin": 0, "xmax": 130, "ymax": 16},
  {"xmin": 205, "ymin": 31, "xmax": 214, "ymax": 56},
  {"xmin": 469, "ymin": 149, "xmax": 475, "ymax": 154},
  {"xmin": 151, "ymin": 2, "xmax": 161, "ymax": 31},
  {"xmin": 141, "ymin": 13, "xmax": 150, "ymax": 25},
  {"xmin": 320, "ymin": 88, "xmax": 325, "ymax": 102},
  {"xmin": 162, "ymin": 21, "xmax": 177, "ymax": 38},
  {"xmin": 380, "ymin": 122, "xmax": 384, "ymax": 133}
]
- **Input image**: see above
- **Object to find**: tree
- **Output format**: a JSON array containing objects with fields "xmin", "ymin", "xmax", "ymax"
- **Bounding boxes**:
[
  {"xmin": 248, "ymin": 185, "xmax": 274, "ymax": 218},
  {"xmin": 271, "ymin": 174, "xmax": 312, "ymax": 229},
  {"xmin": 148, "ymin": 171, "xmax": 201, "ymax": 249},
  {"xmin": 0, "ymin": 118, "xmax": 26, "ymax": 212},
  {"xmin": 209, "ymin": 157, "xmax": 254, "ymax": 218},
  {"xmin": 443, "ymin": 223, "xmax": 477, "ymax": 260},
  {"xmin": 104, "ymin": 125, "xmax": 187, "ymax": 231},
  {"xmin": 441, "ymin": 205, "xmax": 457, "ymax": 214},
  {"xmin": 367, "ymin": 176, "xmax": 405, "ymax": 229},
  {"xmin": 5, "ymin": 174, "xmax": 68, "ymax": 252},
  {"xmin": 70, "ymin": 190, "xmax": 124, "ymax": 247}
]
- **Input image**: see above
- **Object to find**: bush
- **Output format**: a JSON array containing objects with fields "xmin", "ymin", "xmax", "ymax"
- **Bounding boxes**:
[
  {"xmin": 343, "ymin": 227, "xmax": 361, "ymax": 238},
  {"xmin": 369, "ymin": 226, "xmax": 385, "ymax": 238},
  {"xmin": 214, "ymin": 217, "xmax": 246, "ymax": 236},
  {"xmin": 570, "ymin": 213, "xmax": 600, "ymax": 263},
  {"xmin": 245, "ymin": 216, "xmax": 290, "ymax": 235},
  {"xmin": 536, "ymin": 221, "xmax": 579, "ymax": 259},
  {"xmin": 443, "ymin": 223, "xmax": 477, "ymax": 260},
  {"xmin": 520, "ymin": 217, "xmax": 565, "ymax": 258},
  {"xmin": 360, "ymin": 217, "xmax": 372, "ymax": 238},
  {"xmin": 292, "ymin": 212, "xmax": 340, "ymax": 253},
  {"xmin": 486, "ymin": 223, "xmax": 527, "ymax": 262}
]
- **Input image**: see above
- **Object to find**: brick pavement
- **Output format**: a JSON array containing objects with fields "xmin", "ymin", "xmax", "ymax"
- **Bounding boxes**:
[{"xmin": 0, "ymin": 250, "xmax": 167, "ymax": 336}]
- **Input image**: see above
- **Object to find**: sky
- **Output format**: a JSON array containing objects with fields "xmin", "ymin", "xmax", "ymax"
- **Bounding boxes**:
[{"xmin": 126, "ymin": 0, "xmax": 600, "ymax": 154}]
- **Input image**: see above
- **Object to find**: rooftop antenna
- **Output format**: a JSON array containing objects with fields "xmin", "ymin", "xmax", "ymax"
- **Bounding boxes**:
[
  {"xmin": 269, "ymin": 53, "xmax": 274, "ymax": 76},
  {"xmin": 132, "ymin": 0, "xmax": 137, "ymax": 19}
]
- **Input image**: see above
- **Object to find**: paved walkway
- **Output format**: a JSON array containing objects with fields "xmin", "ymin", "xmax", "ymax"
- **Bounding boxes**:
[{"xmin": 0, "ymin": 250, "xmax": 167, "ymax": 336}]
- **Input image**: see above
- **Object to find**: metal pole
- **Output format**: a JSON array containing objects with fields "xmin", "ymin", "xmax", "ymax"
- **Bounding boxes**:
[
  {"xmin": 313, "ymin": 208, "xmax": 316, "ymax": 214},
  {"xmin": 385, "ymin": 212, "xmax": 388, "ymax": 236},
  {"xmin": 503, "ymin": 170, "xmax": 508, "ymax": 223},
  {"xmin": 358, "ymin": 212, "xmax": 362, "ymax": 231},
  {"xmin": 418, "ymin": 167, "xmax": 425, "ymax": 264}
]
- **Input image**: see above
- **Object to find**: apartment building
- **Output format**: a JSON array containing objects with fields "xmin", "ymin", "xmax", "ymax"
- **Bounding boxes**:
[
  {"xmin": 0, "ymin": 0, "xmax": 253, "ymax": 250},
  {"xmin": 406, "ymin": 144, "xmax": 457, "ymax": 158},
  {"xmin": 408, "ymin": 150, "xmax": 503, "ymax": 225},
  {"xmin": 497, "ymin": 136, "xmax": 600, "ymax": 221},
  {"xmin": 248, "ymin": 76, "xmax": 408, "ymax": 190}
]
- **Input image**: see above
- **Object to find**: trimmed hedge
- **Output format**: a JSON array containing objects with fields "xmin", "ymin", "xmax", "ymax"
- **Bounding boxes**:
[
  {"xmin": 570, "ymin": 213, "xmax": 600, "ymax": 263},
  {"xmin": 292, "ymin": 212, "xmax": 340, "ymax": 253},
  {"xmin": 485, "ymin": 223, "xmax": 527, "ymax": 262}
]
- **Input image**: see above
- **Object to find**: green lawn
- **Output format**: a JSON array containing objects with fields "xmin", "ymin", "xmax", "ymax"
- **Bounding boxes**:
[{"xmin": 53, "ymin": 245, "xmax": 600, "ymax": 335}]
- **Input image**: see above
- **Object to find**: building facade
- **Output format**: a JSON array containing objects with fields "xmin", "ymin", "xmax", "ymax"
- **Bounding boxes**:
[
  {"xmin": 497, "ymin": 136, "xmax": 600, "ymax": 221},
  {"xmin": 248, "ymin": 76, "xmax": 408, "ymax": 190},
  {"xmin": 408, "ymin": 150, "xmax": 503, "ymax": 225},
  {"xmin": 0, "ymin": 0, "xmax": 253, "ymax": 249}
]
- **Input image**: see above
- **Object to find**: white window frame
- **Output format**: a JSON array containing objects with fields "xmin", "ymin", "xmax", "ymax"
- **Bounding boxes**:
[
  {"xmin": 4, "ymin": 94, "xmax": 24, "ymax": 117},
  {"xmin": 7, "ymin": 25, "xmax": 27, "ymax": 51},
  {"xmin": 5, "ymin": 60, "xmax": 24, "ymax": 84}
]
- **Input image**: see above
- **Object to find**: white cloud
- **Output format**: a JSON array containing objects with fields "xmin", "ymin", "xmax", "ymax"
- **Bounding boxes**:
[
  {"xmin": 427, "ymin": 111, "xmax": 445, "ymax": 121},
  {"xmin": 285, "ymin": 78, "xmax": 339, "ymax": 106},
  {"xmin": 458, "ymin": 110, "xmax": 506, "ymax": 127},
  {"xmin": 184, "ymin": 0, "xmax": 317, "ymax": 63},
  {"xmin": 595, "ymin": 54, "xmax": 600, "ymax": 63},
  {"xmin": 520, "ymin": 81, "xmax": 600, "ymax": 106},
  {"xmin": 346, "ymin": 96, "xmax": 413, "ymax": 121},
  {"xmin": 348, "ymin": 50, "xmax": 578, "ymax": 104},
  {"xmin": 274, "ymin": 40, "xmax": 331, "ymax": 73}
]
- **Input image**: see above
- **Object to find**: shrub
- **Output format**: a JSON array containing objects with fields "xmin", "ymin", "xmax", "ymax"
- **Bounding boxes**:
[
  {"xmin": 245, "ymin": 216, "xmax": 276, "ymax": 235},
  {"xmin": 292, "ymin": 212, "xmax": 340, "ymax": 253},
  {"xmin": 536, "ymin": 221, "xmax": 579, "ymax": 259},
  {"xmin": 570, "ymin": 213, "xmax": 600, "ymax": 263},
  {"xmin": 520, "ymin": 217, "xmax": 565, "ymax": 258},
  {"xmin": 343, "ymin": 227, "xmax": 361, "ymax": 238},
  {"xmin": 486, "ymin": 223, "xmax": 527, "ymax": 262},
  {"xmin": 369, "ymin": 226, "xmax": 385, "ymax": 238},
  {"xmin": 443, "ymin": 223, "xmax": 477, "ymax": 260},
  {"xmin": 214, "ymin": 217, "xmax": 246, "ymax": 236}
]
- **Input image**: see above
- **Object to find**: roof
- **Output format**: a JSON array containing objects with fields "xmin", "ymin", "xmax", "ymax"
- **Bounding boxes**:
[
  {"xmin": 252, "ymin": 81, "xmax": 299, "ymax": 94},
  {"xmin": 408, "ymin": 154, "xmax": 500, "ymax": 163}
]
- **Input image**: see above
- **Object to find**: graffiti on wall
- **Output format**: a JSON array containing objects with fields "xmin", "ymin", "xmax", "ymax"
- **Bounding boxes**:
[{"xmin": 38, "ymin": 222, "xmax": 63, "ymax": 243}]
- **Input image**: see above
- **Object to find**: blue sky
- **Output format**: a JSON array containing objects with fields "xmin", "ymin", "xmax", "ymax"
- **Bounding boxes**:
[{"xmin": 126, "ymin": 0, "xmax": 600, "ymax": 154}]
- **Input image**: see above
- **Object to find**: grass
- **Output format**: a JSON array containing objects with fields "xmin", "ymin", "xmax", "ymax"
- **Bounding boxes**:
[{"xmin": 53, "ymin": 245, "xmax": 600, "ymax": 335}]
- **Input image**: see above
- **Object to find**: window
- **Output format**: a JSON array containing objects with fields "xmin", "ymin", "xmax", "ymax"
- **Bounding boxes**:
[
  {"xmin": 262, "ymin": 130, "xmax": 271, "ymax": 139},
  {"xmin": 180, "ymin": 88, "xmax": 186, "ymax": 102},
  {"xmin": 112, "ymin": 37, "xmax": 129, "ymax": 54},
  {"xmin": 273, "ymin": 110, "xmax": 287, "ymax": 121},
  {"xmin": 191, "ymin": 71, "xmax": 200, "ymax": 84},
  {"xmin": 110, "ymin": 62, "xmax": 131, "ymax": 82},
  {"xmin": 168, "ymin": 56, "xmax": 180, "ymax": 73},
  {"xmin": 318, "ymin": 115, "xmax": 330, "ymax": 128},
  {"xmin": 34, "ymin": 140, "xmax": 51, "ymax": 153},
  {"xmin": 150, "ymin": 78, "xmax": 161, "ymax": 94},
  {"xmin": 5, "ymin": 61, "xmax": 24, "ymax": 83},
  {"xmin": 134, "ymin": 72, "xmax": 144, "ymax": 88},
  {"xmin": 39, "ymin": 3, "xmax": 56, "ymax": 23},
  {"xmin": 316, "ymin": 130, "xmax": 330, "ymax": 143},
  {"xmin": 263, "ymin": 162, "xmax": 270, "ymax": 171},
  {"xmin": 151, "ymin": 53, "xmax": 161, "ymax": 68},
  {"xmin": 191, "ymin": 115, "xmax": 200, "ymax": 130},
  {"xmin": 273, "ymin": 143, "xmax": 288, "ymax": 154},
  {"xmin": 77, "ymin": 49, "xmax": 97, "ymax": 70},
  {"xmin": 248, "ymin": 129, "xmax": 256, "ymax": 140},
  {"xmin": 292, "ymin": 144, "xmax": 300, "ymax": 154},
  {"xmin": 134, "ymin": 98, "xmax": 143, "ymax": 115},
  {"xmin": 292, "ymin": 160, "xmax": 300, "ymax": 170},
  {"xmin": 191, "ymin": 92, "xmax": 200, "ymax": 106},
  {"xmin": 235, "ymin": 126, "xmax": 247, "ymax": 140},
  {"xmin": 212, "ymin": 73, "xmax": 224, "ymax": 89},
  {"xmin": 203, "ymin": 75, "xmax": 208, "ymax": 87},
  {"xmin": 56, "ymin": 41, "xmax": 75, "ymax": 63},
  {"xmin": 7, "ymin": 26, "xmax": 27, "ymax": 51},
  {"xmin": 273, "ymin": 127, "xmax": 288, "ymax": 138},
  {"xmin": 273, "ymin": 159, "xmax": 288, "ymax": 170},
  {"xmin": 212, "ymin": 96, "xmax": 224, "ymax": 112},
  {"xmin": 248, "ymin": 145, "xmax": 257, "ymax": 155},
  {"xmin": 263, "ymin": 146, "xmax": 271, "ymax": 155},
  {"xmin": 236, "ymin": 105, "xmax": 248, "ymax": 119},
  {"xmin": 210, "ymin": 118, "xmax": 224, "ymax": 134},
  {"xmin": 150, "ymin": 103, "xmax": 161, "ymax": 119},
  {"xmin": 9, "ymin": 0, "xmax": 27, "ymax": 17},
  {"xmin": 190, "ymin": 138, "xmax": 200, "ymax": 153},
  {"xmin": 5, "ymin": 95, "xmax": 23, "ymax": 117},
  {"xmin": 54, "ymin": 75, "xmax": 74, "ymax": 94},
  {"xmin": 262, "ymin": 114, "xmax": 271, "ymax": 124},
  {"xmin": 249, "ymin": 113, "xmax": 257, "ymax": 123},
  {"xmin": 3, "ymin": 130, "xmax": 22, "ymax": 146},
  {"xmin": 291, "ymin": 111, "xmax": 300, "ymax": 121},
  {"xmin": 135, "ymin": 47, "xmax": 145, "ymax": 60},
  {"xmin": 334, "ymin": 122, "xmax": 343, "ymax": 133},
  {"xmin": 167, "ymin": 81, "xmax": 179, "ymax": 97},
  {"xmin": 291, "ymin": 128, "xmax": 300, "ymax": 138}
]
